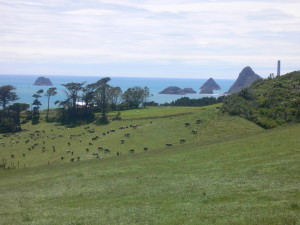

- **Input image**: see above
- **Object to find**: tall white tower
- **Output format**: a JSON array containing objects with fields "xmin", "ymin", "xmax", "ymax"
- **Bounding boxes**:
[{"xmin": 277, "ymin": 60, "xmax": 281, "ymax": 76}]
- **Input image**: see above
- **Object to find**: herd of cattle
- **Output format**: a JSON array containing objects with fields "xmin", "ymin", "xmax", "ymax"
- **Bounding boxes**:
[{"xmin": 0, "ymin": 119, "xmax": 203, "ymax": 169}]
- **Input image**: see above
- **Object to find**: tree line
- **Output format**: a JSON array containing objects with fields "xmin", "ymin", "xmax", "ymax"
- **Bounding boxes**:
[{"xmin": 0, "ymin": 77, "xmax": 150, "ymax": 132}]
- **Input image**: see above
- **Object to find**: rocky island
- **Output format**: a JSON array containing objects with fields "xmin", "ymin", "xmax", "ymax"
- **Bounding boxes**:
[
  {"xmin": 159, "ymin": 86, "xmax": 196, "ymax": 95},
  {"xmin": 228, "ymin": 66, "xmax": 262, "ymax": 94},
  {"xmin": 200, "ymin": 78, "xmax": 221, "ymax": 94},
  {"xmin": 34, "ymin": 77, "xmax": 53, "ymax": 86}
]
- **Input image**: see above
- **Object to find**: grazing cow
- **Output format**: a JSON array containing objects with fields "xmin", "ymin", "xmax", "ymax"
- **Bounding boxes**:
[
  {"xmin": 79, "ymin": 139, "xmax": 82, "ymax": 143},
  {"xmin": 117, "ymin": 152, "xmax": 121, "ymax": 156},
  {"xmin": 196, "ymin": 119, "xmax": 202, "ymax": 124},
  {"xmin": 110, "ymin": 129, "xmax": 115, "ymax": 132},
  {"xmin": 66, "ymin": 150, "xmax": 71, "ymax": 153},
  {"xmin": 166, "ymin": 143, "xmax": 173, "ymax": 147},
  {"xmin": 77, "ymin": 156, "xmax": 80, "ymax": 161},
  {"xmin": 121, "ymin": 139, "xmax": 125, "ymax": 144},
  {"xmin": 11, "ymin": 154, "xmax": 14, "ymax": 158},
  {"xmin": 144, "ymin": 147, "xmax": 148, "ymax": 151},
  {"xmin": 28, "ymin": 147, "xmax": 31, "ymax": 151},
  {"xmin": 125, "ymin": 133, "xmax": 130, "ymax": 138},
  {"xmin": 61, "ymin": 157, "xmax": 64, "ymax": 160},
  {"xmin": 23, "ymin": 153, "xmax": 25, "ymax": 157},
  {"xmin": 92, "ymin": 136, "xmax": 99, "ymax": 141},
  {"xmin": 71, "ymin": 151, "xmax": 74, "ymax": 155},
  {"xmin": 86, "ymin": 148, "xmax": 89, "ymax": 152},
  {"xmin": 97, "ymin": 147, "xmax": 103, "ymax": 151},
  {"xmin": 89, "ymin": 142, "xmax": 93, "ymax": 146},
  {"xmin": 180, "ymin": 139, "xmax": 186, "ymax": 144},
  {"xmin": 25, "ymin": 140, "xmax": 29, "ymax": 144},
  {"xmin": 104, "ymin": 149, "xmax": 110, "ymax": 153},
  {"xmin": 68, "ymin": 142, "xmax": 71, "ymax": 146},
  {"xmin": 130, "ymin": 149, "xmax": 135, "ymax": 153},
  {"xmin": 43, "ymin": 141, "xmax": 45, "ymax": 144},
  {"xmin": 70, "ymin": 158, "xmax": 74, "ymax": 162},
  {"xmin": 102, "ymin": 133, "xmax": 106, "ymax": 136},
  {"xmin": 192, "ymin": 130, "xmax": 197, "ymax": 134},
  {"xmin": 185, "ymin": 123, "xmax": 190, "ymax": 127}
]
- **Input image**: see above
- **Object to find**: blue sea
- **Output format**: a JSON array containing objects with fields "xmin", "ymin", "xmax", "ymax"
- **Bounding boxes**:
[{"xmin": 0, "ymin": 75, "xmax": 234, "ymax": 110}]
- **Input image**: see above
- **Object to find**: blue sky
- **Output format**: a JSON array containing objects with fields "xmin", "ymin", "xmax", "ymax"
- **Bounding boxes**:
[{"xmin": 0, "ymin": 0, "xmax": 299, "ymax": 79}]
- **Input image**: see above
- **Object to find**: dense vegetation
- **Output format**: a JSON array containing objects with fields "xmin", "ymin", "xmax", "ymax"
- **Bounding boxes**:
[
  {"xmin": 162, "ymin": 96, "xmax": 224, "ymax": 107},
  {"xmin": 221, "ymin": 71, "xmax": 300, "ymax": 128}
]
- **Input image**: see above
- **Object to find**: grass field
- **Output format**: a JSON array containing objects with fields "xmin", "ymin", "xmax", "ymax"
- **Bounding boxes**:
[{"xmin": 0, "ymin": 106, "xmax": 299, "ymax": 224}]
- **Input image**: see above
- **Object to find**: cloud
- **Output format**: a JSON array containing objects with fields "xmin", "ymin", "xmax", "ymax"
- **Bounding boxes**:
[{"xmin": 0, "ymin": 0, "xmax": 299, "ymax": 77}]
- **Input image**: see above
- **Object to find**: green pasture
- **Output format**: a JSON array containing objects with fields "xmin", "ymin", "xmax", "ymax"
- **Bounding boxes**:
[
  {"xmin": 1, "ymin": 105, "xmax": 255, "ymax": 168},
  {"xmin": 0, "ymin": 106, "xmax": 299, "ymax": 224}
]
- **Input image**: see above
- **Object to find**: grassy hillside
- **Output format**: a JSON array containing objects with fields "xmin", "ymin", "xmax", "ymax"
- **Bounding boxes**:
[
  {"xmin": 0, "ymin": 106, "xmax": 299, "ymax": 225},
  {"xmin": 0, "ymin": 105, "xmax": 262, "ymax": 169},
  {"xmin": 221, "ymin": 71, "xmax": 300, "ymax": 128}
]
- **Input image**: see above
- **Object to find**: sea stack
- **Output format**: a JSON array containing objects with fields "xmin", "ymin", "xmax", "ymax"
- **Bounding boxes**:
[
  {"xmin": 200, "ymin": 78, "xmax": 221, "ymax": 94},
  {"xmin": 227, "ymin": 66, "xmax": 262, "ymax": 94},
  {"xmin": 34, "ymin": 77, "xmax": 53, "ymax": 86}
]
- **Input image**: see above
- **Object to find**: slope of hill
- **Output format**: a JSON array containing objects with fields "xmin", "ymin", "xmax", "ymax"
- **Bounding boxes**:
[
  {"xmin": 228, "ymin": 66, "xmax": 262, "ymax": 94},
  {"xmin": 222, "ymin": 71, "xmax": 300, "ymax": 128},
  {"xmin": 0, "ymin": 113, "xmax": 299, "ymax": 225}
]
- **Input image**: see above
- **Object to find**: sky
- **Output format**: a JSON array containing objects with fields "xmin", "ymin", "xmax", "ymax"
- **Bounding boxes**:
[{"xmin": 0, "ymin": 0, "xmax": 299, "ymax": 79}]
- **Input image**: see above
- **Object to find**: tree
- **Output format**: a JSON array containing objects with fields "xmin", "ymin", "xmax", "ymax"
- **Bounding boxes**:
[
  {"xmin": 62, "ymin": 82, "xmax": 85, "ymax": 110},
  {"xmin": 32, "ymin": 89, "xmax": 43, "ymax": 124},
  {"xmin": 107, "ymin": 86, "xmax": 122, "ymax": 110},
  {"xmin": 32, "ymin": 89, "xmax": 43, "ymax": 110},
  {"xmin": 0, "ymin": 85, "xmax": 19, "ymax": 109},
  {"xmin": 122, "ymin": 86, "xmax": 150, "ymax": 109},
  {"xmin": 82, "ymin": 83, "xmax": 97, "ymax": 110},
  {"xmin": 8, "ymin": 103, "xmax": 30, "ymax": 127},
  {"xmin": 94, "ymin": 77, "xmax": 111, "ymax": 120},
  {"xmin": 45, "ymin": 87, "xmax": 57, "ymax": 120}
]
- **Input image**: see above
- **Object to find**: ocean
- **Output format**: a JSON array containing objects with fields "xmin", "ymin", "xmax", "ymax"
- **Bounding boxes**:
[{"xmin": 0, "ymin": 75, "xmax": 234, "ymax": 110}]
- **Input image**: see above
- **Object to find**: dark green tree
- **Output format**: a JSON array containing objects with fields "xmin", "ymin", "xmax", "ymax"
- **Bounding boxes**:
[
  {"xmin": 45, "ymin": 87, "xmax": 57, "ymax": 120},
  {"xmin": 62, "ymin": 82, "xmax": 85, "ymax": 110},
  {"xmin": 82, "ymin": 83, "xmax": 97, "ymax": 110},
  {"xmin": 122, "ymin": 86, "xmax": 150, "ymax": 109},
  {"xmin": 107, "ymin": 86, "xmax": 122, "ymax": 110},
  {"xmin": 94, "ymin": 77, "xmax": 111, "ymax": 121},
  {"xmin": 32, "ymin": 89, "xmax": 43, "ymax": 124},
  {"xmin": 8, "ymin": 103, "xmax": 30, "ymax": 128},
  {"xmin": 0, "ymin": 85, "xmax": 19, "ymax": 109}
]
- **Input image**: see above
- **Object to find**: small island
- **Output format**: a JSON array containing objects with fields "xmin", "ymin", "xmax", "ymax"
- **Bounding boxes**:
[
  {"xmin": 182, "ymin": 88, "xmax": 197, "ymax": 94},
  {"xmin": 34, "ymin": 77, "xmax": 53, "ymax": 86},
  {"xmin": 159, "ymin": 86, "xmax": 196, "ymax": 95},
  {"xmin": 200, "ymin": 78, "xmax": 221, "ymax": 94}
]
